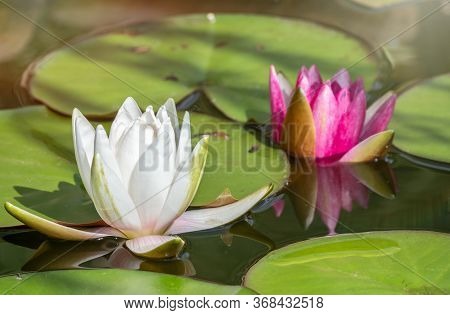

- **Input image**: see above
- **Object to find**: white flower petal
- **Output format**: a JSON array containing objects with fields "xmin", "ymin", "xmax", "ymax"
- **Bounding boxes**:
[
  {"xmin": 155, "ymin": 137, "xmax": 208, "ymax": 233},
  {"xmin": 72, "ymin": 108, "xmax": 95, "ymax": 197},
  {"xmin": 94, "ymin": 125, "xmax": 122, "ymax": 180},
  {"xmin": 176, "ymin": 111, "xmax": 192, "ymax": 168},
  {"xmin": 156, "ymin": 105, "xmax": 169, "ymax": 123},
  {"xmin": 90, "ymin": 153, "xmax": 142, "ymax": 238},
  {"xmin": 125, "ymin": 235, "xmax": 185, "ymax": 259},
  {"xmin": 115, "ymin": 113, "xmax": 155, "ymax": 188},
  {"xmin": 110, "ymin": 97, "xmax": 142, "ymax": 148},
  {"xmin": 144, "ymin": 106, "xmax": 161, "ymax": 129},
  {"xmin": 128, "ymin": 117, "xmax": 177, "ymax": 234},
  {"xmin": 165, "ymin": 185, "xmax": 272, "ymax": 235},
  {"xmin": 162, "ymin": 98, "xmax": 180, "ymax": 142}
]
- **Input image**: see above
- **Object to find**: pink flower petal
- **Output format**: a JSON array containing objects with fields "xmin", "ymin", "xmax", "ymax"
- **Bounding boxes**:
[
  {"xmin": 295, "ymin": 67, "xmax": 310, "ymax": 94},
  {"xmin": 331, "ymin": 89, "xmax": 366, "ymax": 157},
  {"xmin": 361, "ymin": 92, "xmax": 397, "ymax": 140},
  {"xmin": 330, "ymin": 69, "xmax": 351, "ymax": 95},
  {"xmin": 295, "ymin": 65, "xmax": 322, "ymax": 105},
  {"xmin": 312, "ymin": 83, "xmax": 339, "ymax": 160},
  {"xmin": 269, "ymin": 65, "xmax": 289, "ymax": 143},
  {"xmin": 308, "ymin": 65, "xmax": 322, "ymax": 86},
  {"xmin": 349, "ymin": 78, "xmax": 364, "ymax": 99}
]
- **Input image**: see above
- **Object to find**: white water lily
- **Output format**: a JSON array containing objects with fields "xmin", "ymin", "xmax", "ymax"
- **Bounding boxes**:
[{"xmin": 4, "ymin": 98, "xmax": 272, "ymax": 259}]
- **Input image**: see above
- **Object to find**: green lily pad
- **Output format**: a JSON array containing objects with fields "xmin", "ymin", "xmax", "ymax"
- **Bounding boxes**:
[
  {"xmin": 189, "ymin": 113, "xmax": 289, "ymax": 206},
  {"xmin": 26, "ymin": 14, "xmax": 379, "ymax": 122},
  {"xmin": 0, "ymin": 269, "xmax": 254, "ymax": 294},
  {"xmin": 0, "ymin": 106, "xmax": 97, "ymax": 228},
  {"xmin": 0, "ymin": 106, "xmax": 288, "ymax": 227},
  {"xmin": 245, "ymin": 231, "xmax": 450, "ymax": 294},
  {"xmin": 389, "ymin": 74, "xmax": 450, "ymax": 164}
]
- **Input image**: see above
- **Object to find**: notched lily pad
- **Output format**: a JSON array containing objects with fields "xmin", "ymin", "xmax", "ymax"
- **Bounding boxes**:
[
  {"xmin": 24, "ymin": 14, "xmax": 380, "ymax": 122},
  {"xmin": 203, "ymin": 188, "xmax": 238, "ymax": 207},
  {"xmin": 245, "ymin": 231, "xmax": 450, "ymax": 294}
]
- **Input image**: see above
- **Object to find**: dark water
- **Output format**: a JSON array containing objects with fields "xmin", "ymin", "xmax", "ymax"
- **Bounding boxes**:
[{"xmin": 0, "ymin": 0, "xmax": 449, "ymax": 285}]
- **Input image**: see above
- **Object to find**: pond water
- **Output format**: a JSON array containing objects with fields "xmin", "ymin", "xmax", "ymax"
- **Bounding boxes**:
[{"xmin": 0, "ymin": 0, "xmax": 449, "ymax": 290}]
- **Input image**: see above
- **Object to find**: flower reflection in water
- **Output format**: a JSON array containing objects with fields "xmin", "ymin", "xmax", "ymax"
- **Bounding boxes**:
[
  {"xmin": 17, "ymin": 237, "xmax": 196, "ymax": 276},
  {"xmin": 2, "ymin": 218, "xmax": 277, "ymax": 278},
  {"xmin": 280, "ymin": 161, "xmax": 396, "ymax": 235}
]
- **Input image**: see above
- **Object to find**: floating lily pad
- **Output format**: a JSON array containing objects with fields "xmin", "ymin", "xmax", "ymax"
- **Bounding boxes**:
[
  {"xmin": 26, "ymin": 14, "xmax": 379, "ymax": 122},
  {"xmin": 189, "ymin": 113, "xmax": 289, "ymax": 206},
  {"xmin": 0, "ymin": 106, "xmax": 288, "ymax": 227},
  {"xmin": 0, "ymin": 269, "xmax": 253, "ymax": 294},
  {"xmin": 245, "ymin": 231, "xmax": 450, "ymax": 294},
  {"xmin": 0, "ymin": 106, "xmax": 97, "ymax": 228},
  {"xmin": 389, "ymin": 74, "xmax": 450, "ymax": 164}
]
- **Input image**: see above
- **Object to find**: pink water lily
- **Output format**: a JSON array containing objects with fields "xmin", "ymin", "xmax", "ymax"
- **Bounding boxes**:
[
  {"xmin": 270, "ymin": 65, "xmax": 397, "ymax": 164},
  {"xmin": 4, "ymin": 98, "xmax": 272, "ymax": 259}
]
